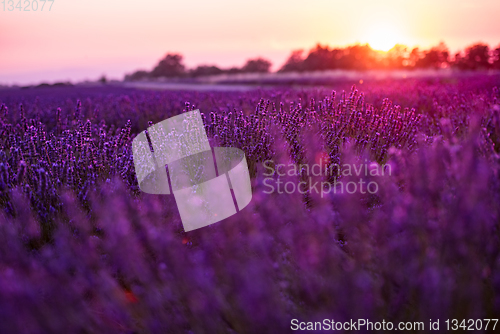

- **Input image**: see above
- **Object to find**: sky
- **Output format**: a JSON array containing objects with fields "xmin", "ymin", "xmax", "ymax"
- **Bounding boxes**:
[{"xmin": 1, "ymin": 0, "xmax": 500, "ymax": 85}]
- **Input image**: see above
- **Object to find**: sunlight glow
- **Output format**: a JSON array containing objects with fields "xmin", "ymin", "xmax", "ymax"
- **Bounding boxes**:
[{"xmin": 366, "ymin": 25, "xmax": 401, "ymax": 52}]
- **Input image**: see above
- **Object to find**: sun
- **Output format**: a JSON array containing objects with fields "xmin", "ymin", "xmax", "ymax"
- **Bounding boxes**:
[{"xmin": 366, "ymin": 25, "xmax": 400, "ymax": 52}]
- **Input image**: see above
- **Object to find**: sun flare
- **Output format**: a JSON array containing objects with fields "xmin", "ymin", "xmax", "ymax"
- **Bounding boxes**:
[{"xmin": 366, "ymin": 25, "xmax": 401, "ymax": 52}]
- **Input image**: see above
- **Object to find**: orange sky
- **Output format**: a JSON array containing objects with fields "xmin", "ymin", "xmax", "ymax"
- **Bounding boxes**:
[{"xmin": 1, "ymin": 0, "xmax": 500, "ymax": 85}]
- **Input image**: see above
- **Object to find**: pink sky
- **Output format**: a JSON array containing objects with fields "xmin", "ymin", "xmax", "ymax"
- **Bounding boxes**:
[{"xmin": 1, "ymin": 0, "xmax": 500, "ymax": 85}]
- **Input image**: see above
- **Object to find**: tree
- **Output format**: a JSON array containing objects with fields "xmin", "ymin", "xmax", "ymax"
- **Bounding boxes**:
[
  {"xmin": 384, "ymin": 45, "xmax": 408, "ymax": 69},
  {"xmin": 124, "ymin": 70, "xmax": 150, "ymax": 81},
  {"xmin": 279, "ymin": 50, "xmax": 305, "ymax": 72},
  {"xmin": 492, "ymin": 46, "xmax": 500, "ymax": 70},
  {"xmin": 408, "ymin": 48, "xmax": 423, "ymax": 68},
  {"xmin": 454, "ymin": 43, "xmax": 490, "ymax": 70},
  {"xmin": 241, "ymin": 58, "xmax": 272, "ymax": 73},
  {"xmin": 150, "ymin": 53, "xmax": 186, "ymax": 78},
  {"xmin": 416, "ymin": 42, "xmax": 449, "ymax": 69},
  {"xmin": 301, "ymin": 44, "xmax": 334, "ymax": 71},
  {"xmin": 226, "ymin": 67, "xmax": 242, "ymax": 74},
  {"xmin": 190, "ymin": 65, "xmax": 224, "ymax": 77},
  {"xmin": 342, "ymin": 44, "xmax": 377, "ymax": 70}
]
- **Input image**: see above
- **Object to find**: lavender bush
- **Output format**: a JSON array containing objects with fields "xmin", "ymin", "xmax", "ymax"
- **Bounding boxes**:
[{"xmin": 0, "ymin": 75, "xmax": 499, "ymax": 333}]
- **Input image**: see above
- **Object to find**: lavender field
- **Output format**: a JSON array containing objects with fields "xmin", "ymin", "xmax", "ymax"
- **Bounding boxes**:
[{"xmin": 0, "ymin": 75, "xmax": 500, "ymax": 333}]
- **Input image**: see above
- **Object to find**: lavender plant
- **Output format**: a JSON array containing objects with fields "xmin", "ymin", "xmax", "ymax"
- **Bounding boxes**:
[{"xmin": 0, "ymin": 75, "xmax": 499, "ymax": 333}]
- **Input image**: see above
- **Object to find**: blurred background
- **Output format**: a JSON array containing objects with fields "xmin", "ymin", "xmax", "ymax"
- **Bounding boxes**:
[{"xmin": 1, "ymin": 0, "xmax": 500, "ymax": 85}]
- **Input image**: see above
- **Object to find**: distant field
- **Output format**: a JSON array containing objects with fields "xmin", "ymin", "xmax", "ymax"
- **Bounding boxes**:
[{"xmin": 123, "ymin": 68, "xmax": 500, "ymax": 87}]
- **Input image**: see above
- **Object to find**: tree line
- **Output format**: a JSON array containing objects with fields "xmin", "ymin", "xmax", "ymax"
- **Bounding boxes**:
[
  {"xmin": 125, "ymin": 55, "xmax": 272, "ymax": 81},
  {"xmin": 125, "ymin": 42, "xmax": 500, "ymax": 80}
]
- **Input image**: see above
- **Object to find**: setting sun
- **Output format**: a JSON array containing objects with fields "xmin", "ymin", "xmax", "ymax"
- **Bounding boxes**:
[{"xmin": 366, "ymin": 25, "xmax": 401, "ymax": 51}]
